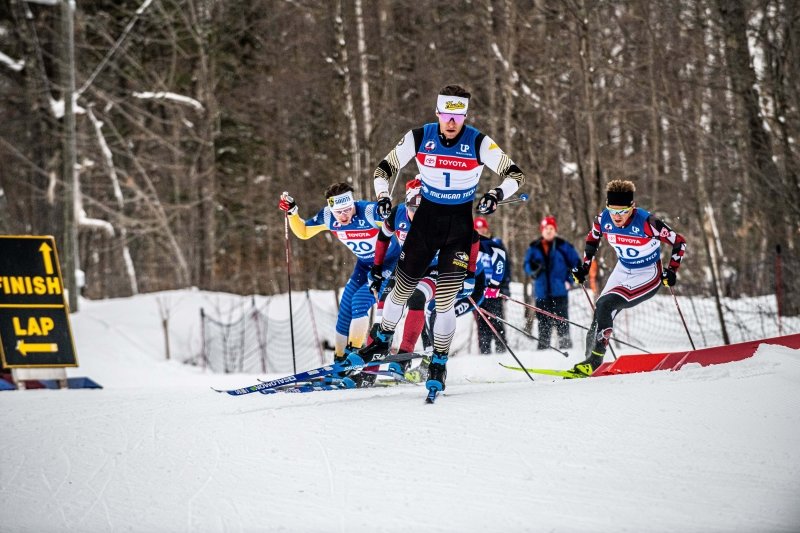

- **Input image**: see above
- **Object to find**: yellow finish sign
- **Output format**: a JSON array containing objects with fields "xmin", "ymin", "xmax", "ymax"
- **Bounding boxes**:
[{"xmin": 0, "ymin": 236, "xmax": 78, "ymax": 368}]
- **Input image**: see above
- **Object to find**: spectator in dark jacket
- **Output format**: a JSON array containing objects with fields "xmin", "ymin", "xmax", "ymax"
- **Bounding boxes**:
[{"xmin": 523, "ymin": 216, "xmax": 581, "ymax": 350}]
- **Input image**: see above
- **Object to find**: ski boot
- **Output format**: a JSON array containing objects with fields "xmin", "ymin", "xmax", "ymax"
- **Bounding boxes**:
[
  {"xmin": 336, "ymin": 348, "xmax": 383, "ymax": 388},
  {"xmin": 333, "ymin": 353, "xmax": 349, "ymax": 367},
  {"xmin": 322, "ymin": 353, "xmax": 348, "ymax": 382},
  {"xmin": 357, "ymin": 323, "xmax": 394, "ymax": 364},
  {"xmin": 331, "ymin": 345, "xmax": 362, "ymax": 372},
  {"xmin": 326, "ymin": 349, "xmax": 362, "ymax": 387},
  {"xmin": 569, "ymin": 351, "xmax": 604, "ymax": 378},
  {"xmin": 387, "ymin": 359, "xmax": 410, "ymax": 377},
  {"xmin": 403, "ymin": 355, "xmax": 430, "ymax": 384},
  {"xmin": 334, "ymin": 324, "xmax": 393, "ymax": 388},
  {"xmin": 340, "ymin": 371, "xmax": 377, "ymax": 388},
  {"xmin": 425, "ymin": 352, "xmax": 448, "ymax": 392}
]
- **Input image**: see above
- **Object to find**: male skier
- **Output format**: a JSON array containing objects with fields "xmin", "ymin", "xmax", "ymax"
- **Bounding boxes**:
[
  {"xmin": 279, "ymin": 183, "xmax": 398, "ymax": 364},
  {"xmin": 355, "ymin": 84, "xmax": 526, "ymax": 398},
  {"xmin": 570, "ymin": 179, "xmax": 686, "ymax": 376}
]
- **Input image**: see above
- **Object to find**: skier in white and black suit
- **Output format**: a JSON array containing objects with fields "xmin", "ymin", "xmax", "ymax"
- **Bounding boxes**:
[{"xmin": 355, "ymin": 85, "xmax": 526, "ymax": 395}]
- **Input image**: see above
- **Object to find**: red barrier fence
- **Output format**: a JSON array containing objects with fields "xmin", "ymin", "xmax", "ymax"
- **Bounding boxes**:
[{"xmin": 592, "ymin": 333, "xmax": 800, "ymax": 377}]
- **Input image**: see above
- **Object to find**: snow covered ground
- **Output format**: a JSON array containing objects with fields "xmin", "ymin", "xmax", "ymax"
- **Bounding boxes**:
[{"xmin": 1, "ymin": 290, "xmax": 799, "ymax": 532}]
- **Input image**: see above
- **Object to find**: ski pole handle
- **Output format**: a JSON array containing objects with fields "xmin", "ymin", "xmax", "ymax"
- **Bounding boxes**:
[{"xmin": 498, "ymin": 193, "xmax": 529, "ymax": 206}]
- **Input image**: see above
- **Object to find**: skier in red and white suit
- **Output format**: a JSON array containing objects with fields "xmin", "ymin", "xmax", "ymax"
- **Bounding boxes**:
[{"xmin": 570, "ymin": 179, "xmax": 686, "ymax": 376}]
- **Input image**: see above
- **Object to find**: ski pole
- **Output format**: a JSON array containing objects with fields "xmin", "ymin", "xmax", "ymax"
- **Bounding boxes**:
[
  {"xmin": 498, "ymin": 193, "xmax": 529, "ymax": 206},
  {"xmin": 668, "ymin": 286, "xmax": 696, "ymax": 350},
  {"xmin": 579, "ymin": 283, "xmax": 595, "ymax": 312},
  {"xmin": 283, "ymin": 211, "xmax": 297, "ymax": 373},
  {"xmin": 479, "ymin": 306, "xmax": 569, "ymax": 358},
  {"xmin": 501, "ymin": 295, "xmax": 651, "ymax": 354},
  {"xmin": 579, "ymin": 284, "xmax": 617, "ymax": 361},
  {"xmin": 775, "ymin": 245, "xmax": 783, "ymax": 336},
  {"xmin": 468, "ymin": 296, "xmax": 534, "ymax": 381},
  {"xmin": 502, "ymin": 295, "xmax": 589, "ymax": 330},
  {"xmin": 388, "ymin": 169, "xmax": 402, "ymax": 198}
]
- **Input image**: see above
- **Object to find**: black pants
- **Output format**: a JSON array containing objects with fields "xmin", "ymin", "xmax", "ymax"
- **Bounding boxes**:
[
  {"xmin": 586, "ymin": 284, "xmax": 661, "ymax": 358},
  {"xmin": 393, "ymin": 198, "xmax": 473, "ymax": 281},
  {"xmin": 385, "ymin": 198, "xmax": 472, "ymax": 354},
  {"xmin": 476, "ymin": 298, "xmax": 506, "ymax": 354},
  {"xmin": 535, "ymin": 297, "xmax": 570, "ymax": 350}
]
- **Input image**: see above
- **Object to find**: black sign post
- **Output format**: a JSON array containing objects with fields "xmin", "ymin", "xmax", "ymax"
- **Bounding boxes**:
[{"xmin": 0, "ymin": 235, "xmax": 78, "ymax": 369}]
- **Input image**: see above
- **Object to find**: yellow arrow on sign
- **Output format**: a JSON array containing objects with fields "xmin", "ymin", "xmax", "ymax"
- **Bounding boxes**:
[
  {"xmin": 16, "ymin": 340, "xmax": 58, "ymax": 356},
  {"xmin": 39, "ymin": 242, "xmax": 54, "ymax": 275}
]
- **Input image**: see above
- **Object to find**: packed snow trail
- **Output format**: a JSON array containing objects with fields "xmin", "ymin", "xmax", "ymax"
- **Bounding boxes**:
[{"xmin": 2, "ymin": 345, "xmax": 799, "ymax": 532}]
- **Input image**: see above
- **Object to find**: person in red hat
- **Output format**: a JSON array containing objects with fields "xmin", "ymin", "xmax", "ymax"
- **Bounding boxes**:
[
  {"xmin": 473, "ymin": 216, "xmax": 489, "ymax": 232},
  {"xmin": 472, "ymin": 216, "xmax": 510, "ymax": 354},
  {"xmin": 523, "ymin": 215, "xmax": 582, "ymax": 350}
]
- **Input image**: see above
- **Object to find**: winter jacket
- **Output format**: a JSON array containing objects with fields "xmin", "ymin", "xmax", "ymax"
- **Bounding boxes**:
[
  {"xmin": 523, "ymin": 237, "xmax": 581, "ymax": 299},
  {"xmin": 480, "ymin": 236, "xmax": 511, "ymax": 296}
]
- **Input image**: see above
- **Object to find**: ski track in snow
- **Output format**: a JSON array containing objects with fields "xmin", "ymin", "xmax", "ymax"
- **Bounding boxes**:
[
  {"xmin": 3, "ymin": 362, "xmax": 800, "ymax": 532},
  {"xmin": 2, "ymin": 292, "xmax": 799, "ymax": 532}
]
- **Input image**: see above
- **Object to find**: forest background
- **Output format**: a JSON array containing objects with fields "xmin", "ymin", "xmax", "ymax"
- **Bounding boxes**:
[{"xmin": 1, "ymin": 0, "xmax": 798, "ymax": 315}]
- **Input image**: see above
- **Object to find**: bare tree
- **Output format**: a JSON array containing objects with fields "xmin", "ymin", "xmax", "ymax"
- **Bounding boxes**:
[{"xmin": 0, "ymin": 0, "xmax": 795, "ymax": 314}]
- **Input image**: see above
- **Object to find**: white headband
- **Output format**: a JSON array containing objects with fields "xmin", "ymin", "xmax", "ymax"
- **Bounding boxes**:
[
  {"xmin": 436, "ymin": 94, "xmax": 469, "ymax": 115},
  {"xmin": 327, "ymin": 191, "xmax": 355, "ymax": 211}
]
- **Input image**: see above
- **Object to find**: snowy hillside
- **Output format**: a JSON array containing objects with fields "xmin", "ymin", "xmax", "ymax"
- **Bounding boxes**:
[{"xmin": 1, "ymin": 290, "xmax": 799, "ymax": 532}]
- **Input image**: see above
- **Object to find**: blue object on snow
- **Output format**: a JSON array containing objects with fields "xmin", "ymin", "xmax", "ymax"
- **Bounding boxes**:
[{"xmin": 38, "ymin": 377, "xmax": 103, "ymax": 390}]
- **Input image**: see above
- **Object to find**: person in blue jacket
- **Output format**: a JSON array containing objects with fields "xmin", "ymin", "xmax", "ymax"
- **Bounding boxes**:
[
  {"xmin": 473, "ymin": 217, "xmax": 509, "ymax": 354},
  {"xmin": 523, "ymin": 216, "xmax": 581, "ymax": 350}
]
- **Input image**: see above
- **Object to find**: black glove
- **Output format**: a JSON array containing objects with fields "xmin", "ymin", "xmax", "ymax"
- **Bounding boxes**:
[
  {"xmin": 369, "ymin": 264, "xmax": 385, "ymax": 295},
  {"xmin": 376, "ymin": 196, "xmax": 392, "ymax": 219},
  {"xmin": 529, "ymin": 261, "xmax": 543, "ymax": 280},
  {"xmin": 477, "ymin": 188, "xmax": 504, "ymax": 215},
  {"xmin": 662, "ymin": 268, "xmax": 677, "ymax": 287},
  {"xmin": 571, "ymin": 263, "xmax": 590, "ymax": 285}
]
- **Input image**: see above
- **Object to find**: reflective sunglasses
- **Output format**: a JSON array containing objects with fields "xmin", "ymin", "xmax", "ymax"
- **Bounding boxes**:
[
  {"xmin": 332, "ymin": 206, "xmax": 353, "ymax": 216},
  {"xmin": 438, "ymin": 112, "xmax": 466, "ymax": 125},
  {"xmin": 606, "ymin": 205, "xmax": 633, "ymax": 216}
]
